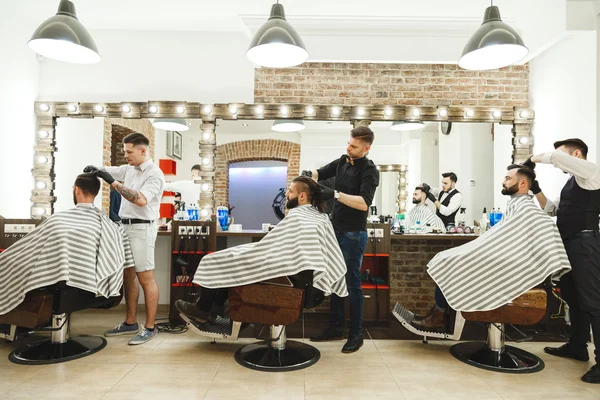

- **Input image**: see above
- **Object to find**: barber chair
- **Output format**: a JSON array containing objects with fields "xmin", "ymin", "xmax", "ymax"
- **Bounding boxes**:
[
  {"xmin": 179, "ymin": 270, "xmax": 324, "ymax": 372},
  {"xmin": 393, "ymin": 288, "xmax": 548, "ymax": 374},
  {"xmin": 0, "ymin": 283, "xmax": 122, "ymax": 365}
]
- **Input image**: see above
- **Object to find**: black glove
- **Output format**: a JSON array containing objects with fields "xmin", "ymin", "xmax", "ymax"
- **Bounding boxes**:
[
  {"xmin": 422, "ymin": 183, "xmax": 431, "ymax": 193},
  {"xmin": 97, "ymin": 170, "xmax": 115, "ymax": 185},
  {"xmin": 301, "ymin": 170, "xmax": 313, "ymax": 178},
  {"xmin": 522, "ymin": 157, "xmax": 536, "ymax": 170},
  {"xmin": 318, "ymin": 184, "xmax": 335, "ymax": 200},
  {"xmin": 426, "ymin": 191, "xmax": 437, "ymax": 203},
  {"xmin": 83, "ymin": 165, "xmax": 100, "ymax": 174},
  {"xmin": 531, "ymin": 180, "xmax": 541, "ymax": 195}
]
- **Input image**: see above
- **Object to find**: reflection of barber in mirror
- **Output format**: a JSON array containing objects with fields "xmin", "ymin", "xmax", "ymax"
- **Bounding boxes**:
[
  {"xmin": 164, "ymin": 164, "xmax": 202, "ymax": 206},
  {"xmin": 422, "ymin": 172, "xmax": 463, "ymax": 227},
  {"xmin": 83, "ymin": 132, "xmax": 165, "ymax": 345},
  {"xmin": 529, "ymin": 138, "xmax": 600, "ymax": 384},
  {"xmin": 301, "ymin": 124, "xmax": 379, "ymax": 354}
]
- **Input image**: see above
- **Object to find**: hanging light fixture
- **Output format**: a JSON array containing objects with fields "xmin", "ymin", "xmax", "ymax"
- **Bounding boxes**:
[
  {"xmin": 271, "ymin": 120, "xmax": 305, "ymax": 132},
  {"xmin": 458, "ymin": 1, "xmax": 528, "ymax": 71},
  {"xmin": 390, "ymin": 121, "xmax": 425, "ymax": 131},
  {"xmin": 152, "ymin": 118, "xmax": 189, "ymax": 131},
  {"xmin": 246, "ymin": 2, "xmax": 308, "ymax": 68},
  {"xmin": 28, "ymin": 0, "xmax": 100, "ymax": 64}
]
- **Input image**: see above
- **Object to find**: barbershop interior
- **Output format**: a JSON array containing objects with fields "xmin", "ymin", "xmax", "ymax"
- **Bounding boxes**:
[{"xmin": 0, "ymin": 0, "xmax": 599, "ymax": 399}]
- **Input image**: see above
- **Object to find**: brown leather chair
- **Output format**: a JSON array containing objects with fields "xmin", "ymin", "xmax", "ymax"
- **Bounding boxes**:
[
  {"xmin": 449, "ymin": 288, "xmax": 547, "ymax": 373},
  {"xmin": 0, "ymin": 283, "xmax": 122, "ymax": 365}
]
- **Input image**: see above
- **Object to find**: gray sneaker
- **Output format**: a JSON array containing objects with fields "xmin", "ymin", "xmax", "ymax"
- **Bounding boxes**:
[
  {"xmin": 128, "ymin": 325, "xmax": 158, "ymax": 345},
  {"xmin": 104, "ymin": 321, "xmax": 139, "ymax": 337}
]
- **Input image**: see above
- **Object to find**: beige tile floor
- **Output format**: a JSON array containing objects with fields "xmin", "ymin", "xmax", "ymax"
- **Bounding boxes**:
[{"xmin": 1, "ymin": 309, "xmax": 599, "ymax": 400}]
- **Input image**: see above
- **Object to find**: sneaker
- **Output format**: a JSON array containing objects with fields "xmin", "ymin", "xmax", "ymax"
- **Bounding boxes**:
[
  {"xmin": 104, "ymin": 321, "xmax": 139, "ymax": 337},
  {"xmin": 310, "ymin": 327, "xmax": 344, "ymax": 342},
  {"xmin": 128, "ymin": 325, "xmax": 158, "ymax": 345},
  {"xmin": 175, "ymin": 299, "xmax": 212, "ymax": 324}
]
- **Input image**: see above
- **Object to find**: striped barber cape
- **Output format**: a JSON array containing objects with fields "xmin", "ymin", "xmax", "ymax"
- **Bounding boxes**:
[
  {"xmin": 0, "ymin": 204, "xmax": 134, "ymax": 315},
  {"xmin": 194, "ymin": 205, "xmax": 348, "ymax": 297},
  {"xmin": 407, "ymin": 204, "xmax": 446, "ymax": 232},
  {"xmin": 427, "ymin": 194, "xmax": 571, "ymax": 312}
]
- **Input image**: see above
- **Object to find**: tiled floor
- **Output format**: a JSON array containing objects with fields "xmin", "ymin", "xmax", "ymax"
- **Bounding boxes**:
[{"xmin": 1, "ymin": 309, "xmax": 599, "ymax": 400}]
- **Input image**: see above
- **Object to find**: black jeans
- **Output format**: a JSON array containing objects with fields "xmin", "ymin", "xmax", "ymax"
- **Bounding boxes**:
[
  {"xmin": 562, "ymin": 235, "xmax": 600, "ymax": 363},
  {"xmin": 197, "ymin": 288, "xmax": 228, "ymax": 312}
]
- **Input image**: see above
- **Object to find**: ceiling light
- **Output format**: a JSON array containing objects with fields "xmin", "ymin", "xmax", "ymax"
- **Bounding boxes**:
[
  {"xmin": 466, "ymin": 110, "xmax": 475, "ymax": 117},
  {"xmin": 438, "ymin": 109, "xmax": 448, "ymax": 117},
  {"xmin": 28, "ymin": 0, "xmax": 101, "ymax": 64},
  {"xmin": 331, "ymin": 107, "xmax": 341, "ymax": 116},
  {"xmin": 203, "ymin": 105, "xmax": 212, "ymax": 114},
  {"xmin": 152, "ymin": 118, "xmax": 189, "ymax": 131},
  {"xmin": 390, "ymin": 121, "xmax": 425, "ymax": 131},
  {"xmin": 246, "ymin": 3, "xmax": 308, "ymax": 68},
  {"xmin": 176, "ymin": 106, "xmax": 185, "ymax": 114},
  {"xmin": 281, "ymin": 106, "xmax": 288, "ymax": 115},
  {"xmin": 67, "ymin": 104, "xmax": 77, "ymax": 112},
  {"xmin": 306, "ymin": 106, "xmax": 314, "ymax": 114},
  {"xmin": 39, "ymin": 104, "xmax": 50, "ymax": 112},
  {"xmin": 255, "ymin": 105, "xmax": 264, "ymax": 115},
  {"xmin": 148, "ymin": 105, "xmax": 158, "ymax": 113},
  {"xmin": 412, "ymin": 109, "xmax": 420, "ymax": 117},
  {"xmin": 519, "ymin": 110, "xmax": 529, "ymax": 118},
  {"xmin": 518, "ymin": 137, "xmax": 529, "ymax": 145},
  {"xmin": 271, "ymin": 120, "xmax": 305, "ymax": 132},
  {"xmin": 229, "ymin": 106, "xmax": 237, "ymax": 114},
  {"xmin": 36, "ymin": 181, "xmax": 48, "ymax": 190},
  {"xmin": 385, "ymin": 108, "xmax": 393, "ymax": 117},
  {"xmin": 493, "ymin": 110, "xmax": 502, "ymax": 118},
  {"xmin": 94, "ymin": 105, "xmax": 104, "ymax": 112},
  {"xmin": 121, "ymin": 105, "xmax": 131, "ymax": 113},
  {"xmin": 458, "ymin": 4, "xmax": 528, "ymax": 71}
]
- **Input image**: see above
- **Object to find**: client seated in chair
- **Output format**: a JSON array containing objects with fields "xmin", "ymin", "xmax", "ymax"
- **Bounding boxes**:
[
  {"xmin": 0, "ymin": 173, "xmax": 134, "ymax": 316},
  {"xmin": 406, "ymin": 186, "xmax": 446, "ymax": 233},
  {"xmin": 413, "ymin": 164, "xmax": 571, "ymax": 331},
  {"xmin": 176, "ymin": 175, "xmax": 348, "ymax": 324}
]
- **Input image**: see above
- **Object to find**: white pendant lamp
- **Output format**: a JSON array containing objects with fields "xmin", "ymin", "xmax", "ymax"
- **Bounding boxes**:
[
  {"xmin": 390, "ymin": 121, "xmax": 425, "ymax": 131},
  {"xmin": 458, "ymin": 2, "xmax": 528, "ymax": 71},
  {"xmin": 28, "ymin": 0, "xmax": 101, "ymax": 64},
  {"xmin": 272, "ymin": 120, "xmax": 305, "ymax": 132},
  {"xmin": 152, "ymin": 118, "xmax": 189, "ymax": 131},
  {"xmin": 247, "ymin": 2, "xmax": 308, "ymax": 68}
]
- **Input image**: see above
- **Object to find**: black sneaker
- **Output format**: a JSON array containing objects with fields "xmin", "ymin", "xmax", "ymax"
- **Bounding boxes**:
[
  {"xmin": 342, "ymin": 334, "xmax": 364, "ymax": 353},
  {"xmin": 310, "ymin": 327, "xmax": 344, "ymax": 342},
  {"xmin": 175, "ymin": 299, "xmax": 211, "ymax": 324},
  {"xmin": 582, "ymin": 365, "xmax": 600, "ymax": 384},
  {"xmin": 544, "ymin": 343, "xmax": 589, "ymax": 362}
]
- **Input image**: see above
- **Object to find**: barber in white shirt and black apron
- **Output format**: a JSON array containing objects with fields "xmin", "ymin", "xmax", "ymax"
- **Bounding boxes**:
[
  {"xmin": 529, "ymin": 138, "xmax": 600, "ymax": 383},
  {"xmin": 422, "ymin": 172, "xmax": 463, "ymax": 227}
]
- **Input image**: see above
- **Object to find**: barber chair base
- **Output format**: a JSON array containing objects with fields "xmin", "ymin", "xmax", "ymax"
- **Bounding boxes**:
[
  {"xmin": 235, "ymin": 340, "xmax": 320, "ymax": 372},
  {"xmin": 9, "ymin": 335, "xmax": 107, "ymax": 365},
  {"xmin": 450, "ymin": 342, "xmax": 544, "ymax": 374}
]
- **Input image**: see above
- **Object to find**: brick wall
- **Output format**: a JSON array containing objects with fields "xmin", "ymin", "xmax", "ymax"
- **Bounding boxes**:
[
  {"xmin": 255, "ymin": 63, "xmax": 528, "ymax": 108},
  {"xmin": 101, "ymin": 118, "xmax": 156, "ymax": 213},
  {"xmin": 214, "ymin": 140, "xmax": 300, "ymax": 207}
]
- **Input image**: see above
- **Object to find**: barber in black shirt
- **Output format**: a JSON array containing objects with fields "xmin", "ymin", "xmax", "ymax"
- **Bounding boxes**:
[{"xmin": 304, "ymin": 125, "xmax": 379, "ymax": 353}]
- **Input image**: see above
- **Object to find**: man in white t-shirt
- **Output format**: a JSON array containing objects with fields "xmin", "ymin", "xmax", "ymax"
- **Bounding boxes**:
[{"xmin": 164, "ymin": 164, "xmax": 202, "ymax": 207}]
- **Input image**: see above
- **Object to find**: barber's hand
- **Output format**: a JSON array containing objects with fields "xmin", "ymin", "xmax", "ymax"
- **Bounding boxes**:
[
  {"xmin": 531, "ymin": 180, "xmax": 541, "ymax": 195},
  {"xmin": 301, "ymin": 170, "xmax": 313, "ymax": 178},
  {"xmin": 426, "ymin": 191, "xmax": 437, "ymax": 203},
  {"xmin": 97, "ymin": 170, "xmax": 115, "ymax": 185},
  {"xmin": 318, "ymin": 184, "xmax": 335, "ymax": 200},
  {"xmin": 83, "ymin": 165, "xmax": 100, "ymax": 174},
  {"xmin": 522, "ymin": 157, "xmax": 536, "ymax": 170},
  {"xmin": 422, "ymin": 183, "xmax": 431, "ymax": 193}
]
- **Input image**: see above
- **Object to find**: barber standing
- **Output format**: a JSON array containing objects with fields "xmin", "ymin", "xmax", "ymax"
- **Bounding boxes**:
[
  {"xmin": 422, "ymin": 172, "xmax": 462, "ymax": 227},
  {"xmin": 85, "ymin": 132, "xmax": 165, "ymax": 345},
  {"xmin": 305, "ymin": 125, "xmax": 379, "ymax": 353},
  {"xmin": 529, "ymin": 138, "xmax": 600, "ymax": 383}
]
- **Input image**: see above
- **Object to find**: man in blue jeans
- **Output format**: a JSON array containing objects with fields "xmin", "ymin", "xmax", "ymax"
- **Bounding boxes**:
[{"xmin": 304, "ymin": 124, "xmax": 379, "ymax": 353}]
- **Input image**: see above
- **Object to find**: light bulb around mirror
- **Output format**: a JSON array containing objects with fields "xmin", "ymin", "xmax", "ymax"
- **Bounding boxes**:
[
  {"xmin": 200, "ymin": 209, "xmax": 209, "ymax": 217},
  {"xmin": 33, "ymin": 207, "xmax": 47, "ymax": 216},
  {"xmin": 122, "ymin": 105, "xmax": 131, "ymax": 113},
  {"xmin": 412, "ymin": 109, "xmax": 420, "ymax": 117},
  {"xmin": 493, "ymin": 110, "xmax": 502, "ymax": 118},
  {"xmin": 148, "ymin": 105, "xmax": 158, "ymax": 113},
  {"xmin": 39, "ymin": 104, "xmax": 50, "ymax": 112},
  {"xmin": 438, "ymin": 109, "xmax": 448, "ymax": 117},
  {"xmin": 306, "ymin": 106, "xmax": 314, "ymax": 114},
  {"xmin": 202, "ymin": 158, "xmax": 211, "ymax": 165},
  {"xmin": 519, "ymin": 110, "xmax": 529, "ymax": 118},
  {"xmin": 36, "ymin": 181, "xmax": 47, "ymax": 189},
  {"xmin": 385, "ymin": 108, "xmax": 393, "ymax": 116},
  {"xmin": 203, "ymin": 132, "xmax": 211, "ymax": 141},
  {"xmin": 67, "ymin": 104, "xmax": 78, "ymax": 112},
  {"xmin": 37, "ymin": 156, "xmax": 49, "ymax": 164},
  {"xmin": 358, "ymin": 108, "xmax": 365, "ymax": 116},
  {"xmin": 331, "ymin": 107, "xmax": 341, "ymax": 116},
  {"xmin": 518, "ymin": 137, "xmax": 529, "ymax": 145},
  {"xmin": 176, "ymin": 106, "xmax": 185, "ymax": 114},
  {"xmin": 203, "ymin": 105, "xmax": 212, "ymax": 114},
  {"xmin": 255, "ymin": 106, "xmax": 264, "ymax": 115},
  {"xmin": 39, "ymin": 131, "xmax": 50, "ymax": 139},
  {"xmin": 94, "ymin": 105, "xmax": 104, "ymax": 112},
  {"xmin": 201, "ymin": 183, "xmax": 210, "ymax": 192},
  {"xmin": 229, "ymin": 106, "xmax": 237, "ymax": 114}
]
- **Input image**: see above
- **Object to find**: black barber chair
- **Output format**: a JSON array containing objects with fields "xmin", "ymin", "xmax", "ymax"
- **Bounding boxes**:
[
  {"xmin": 181, "ymin": 270, "xmax": 325, "ymax": 372},
  {"xmin": 0, "ymin": 283, "xmax": 122, "ymax": 365}
]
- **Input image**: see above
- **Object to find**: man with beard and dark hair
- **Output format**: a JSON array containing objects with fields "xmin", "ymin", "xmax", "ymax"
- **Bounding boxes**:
[
  {"xmin": 175, "ymin": 176, "xmax": 347, "ymax": 325},
  {"xmin": 405, "ymin": 186, "xmax": 446, "ymax": 232},
  {"xmin": 411, "ymin": 165, "xmax": 570, "ymax": 331}
]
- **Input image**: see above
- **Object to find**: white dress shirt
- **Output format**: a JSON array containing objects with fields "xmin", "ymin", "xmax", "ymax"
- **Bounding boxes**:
[
  {"xmin": 164, "ymin": 180, "xmax": 201, "ymax": 206},
  {"xmin": 539, "ymin": 151, "xmax": 600, "ymax": 216},
  {"xmin": 104, "ymin": 159, "xmax": 165, "ymax": 220},
  {"xmin": 430, "ymin": 187, "xmax": 463, "ymax": 217}
]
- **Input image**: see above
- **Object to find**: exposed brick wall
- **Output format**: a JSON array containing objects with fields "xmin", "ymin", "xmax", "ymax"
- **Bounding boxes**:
[
  {"xmin": 214, "ymin": 140, "xmax": 300, "ymax": 207},
  {"xmin": 255, "ymin": 63, "xmax": 528, "ymax": 108}
]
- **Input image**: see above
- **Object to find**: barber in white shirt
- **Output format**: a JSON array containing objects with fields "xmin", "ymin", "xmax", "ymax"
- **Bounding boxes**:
[
  {"xmin": 422, "ymin": 172, "xmax": 463, "ymax": 227},
  {"xmin": 84, "ymin": 132, "xmax": 165, "ymax": 345},
  {"xmin": 164, "ymin": 164, "xmax": 202, "ymax": 206},
  {"xmin": 528, "ymin": 138, "xmax": 600, "ymax": 384}
]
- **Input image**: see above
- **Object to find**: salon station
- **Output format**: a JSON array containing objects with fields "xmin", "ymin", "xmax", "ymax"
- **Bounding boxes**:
[{"xmin": 1, "ymin": 0, "xmax": 600, "ymax": 399}]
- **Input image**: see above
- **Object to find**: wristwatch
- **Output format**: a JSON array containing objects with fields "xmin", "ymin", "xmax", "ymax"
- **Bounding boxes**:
[{"xmin": 334, "ymin": 190, "xmax": 341, "ymax": 199}]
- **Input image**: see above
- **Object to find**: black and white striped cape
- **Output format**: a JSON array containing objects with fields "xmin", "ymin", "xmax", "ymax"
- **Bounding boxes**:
[
  {"xmin": 427, "ymin": 194, "xmax": 571, "ymax": 312},
  {"xmin": 407, "ymin": 204, "xmax": 446, "ymax": 232},
  {"xmin": 0, "ymin": 204, "xmax": 134, "ymax": 315},
  {"xmin": 193, "ymin": 205, "xmax": 348, "ymax": 297}
]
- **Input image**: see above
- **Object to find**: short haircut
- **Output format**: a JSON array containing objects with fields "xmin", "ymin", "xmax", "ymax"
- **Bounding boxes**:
[
  {"xmin": 123, "ymin": 132, "xmax": 149, "ymax": 147},
  {"xmin": 415, "ymin": 186, "xmax": 426, "ymax": 192},
  {"xmin": 442, "ymin": 172, "xmax": 457, "ymax": 183},
  {"xmin": 554, "ymin": 138, "xmax": 588, "ymax": 159},
  {"xmin": 75, "ymin": 173, "xmax": 101, "ymax": 197},
  {"xmin": 507, "ymin": 164, "xmax": 535, "ymax": 189},
  {"xmin": 292, "ymin": 176, "xmax": 325, "ymax": 213},
  {"xmin": 191, "ymin": 164, "xmax": 201, "ymax": 171},
  {"xmin": 350, "ymin": 125, "xmax": 374, "ymax": 146},
  {"xmin": 175, "ymin": 192, "xmax": 182, "ymax": 198}
]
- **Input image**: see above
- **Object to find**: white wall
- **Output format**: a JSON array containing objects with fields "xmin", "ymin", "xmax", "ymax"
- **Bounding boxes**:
[
  {"xmin": 529, "ymin": 31, "xmax": 597, "ymax": 202},
  {"xmin": 54, "ymin": 119, "xmax": 105, "ymax": 212},
  {"xmin": 154, "ymin": 121, "xmax": 203, "ymax": 182}
]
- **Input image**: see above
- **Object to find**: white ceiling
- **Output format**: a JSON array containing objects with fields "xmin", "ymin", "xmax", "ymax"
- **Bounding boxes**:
[{"xmin": 12, "ymin": 0, "xmax": 573, "ymax": 64}]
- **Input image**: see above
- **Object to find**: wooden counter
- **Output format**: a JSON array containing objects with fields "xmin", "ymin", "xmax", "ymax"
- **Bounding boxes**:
[{"xmin": 391, "ymin": 233, "xmax": 478, "ymax": 241}]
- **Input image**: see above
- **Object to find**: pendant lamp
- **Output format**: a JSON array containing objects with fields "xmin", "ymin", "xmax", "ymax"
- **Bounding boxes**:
[
  {"xmin": 152, "ymin": 119, "xmax": 189, "ymax": 132},
  {"xmin": 247, "ymin": 2, "xmax": 308, "ymax": 68},
  {"xmin": 28, "ymin": 0, "xmax": 101, "ymax": 64},
  {"xmin": 390, "ymin": 121, "xmax": 425, "ymax": 131},
  {"xmin": 458, "ymin": 2, "xmax": 528, "ymax": 71},
  {"xmin": 272, "ymin": 120, "xmax": 305, "ymax": 132}
]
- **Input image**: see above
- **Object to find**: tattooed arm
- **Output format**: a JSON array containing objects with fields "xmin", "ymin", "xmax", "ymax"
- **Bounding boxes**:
[{"xmin": 111, "ymin": 181, "xmax": 148, "ymax": 207}]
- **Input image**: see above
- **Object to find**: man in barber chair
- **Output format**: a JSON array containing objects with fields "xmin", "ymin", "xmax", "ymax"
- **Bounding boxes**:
[
  {"xmin": 406, "ymin": 186, "xmax": 446, "ymax": 232},
  {"xmin": 412, "ymin": 165, "xmax": 570, "ymax": 331},
  {"xmin": 0, "ymin": 173, "xmax": 133, "ymax": 316},
  {"xmin": 175, "ymin": 175, "xmax": 348, "ymax": 324}
]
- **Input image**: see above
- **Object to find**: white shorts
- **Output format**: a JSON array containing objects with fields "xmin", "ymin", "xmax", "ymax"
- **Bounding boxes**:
[{"xmin": 122, "ymin": 223, "xmax": 157, "ymax": 273}]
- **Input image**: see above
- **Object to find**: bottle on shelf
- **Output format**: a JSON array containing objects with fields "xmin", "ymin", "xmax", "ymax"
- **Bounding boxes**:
[
  {"xmin": 479, "ymin": 207, "xmax": 489, "ymax": 234},
  {"xmin": 415, "ymin": 220, "xmax": 422, "ymax": 234}
]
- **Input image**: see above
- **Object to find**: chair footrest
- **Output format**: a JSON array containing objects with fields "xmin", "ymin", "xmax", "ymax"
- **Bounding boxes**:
[{"xmin": 182, "ymin": 314, "xmax": 243, "ymax": 340}]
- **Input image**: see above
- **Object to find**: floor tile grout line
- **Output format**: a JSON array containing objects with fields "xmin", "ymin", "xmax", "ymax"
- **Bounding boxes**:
[{"xmin": 97, "ymin": 361, "xmax": 138, "ymax": 399}]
